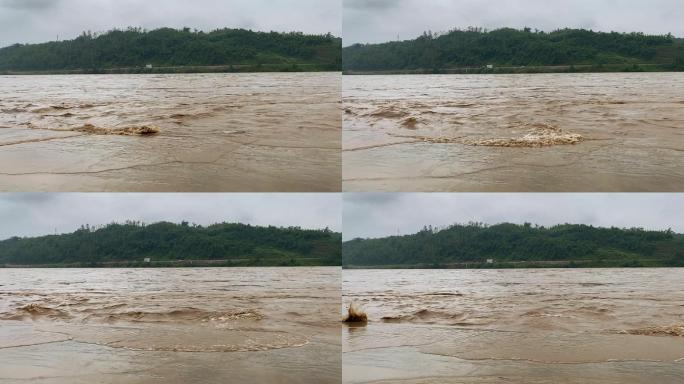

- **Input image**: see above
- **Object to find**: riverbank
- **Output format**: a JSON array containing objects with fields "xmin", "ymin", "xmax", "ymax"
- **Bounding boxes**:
[
  {"xmin": 1, "ymin": 63, "xmax": 339, "ymax": 75},
  {"xmin": 343, "ymin": 63, "xmax": 682, "ymax": 75},
  {"xmin": 344, "ymin": 258, "xmax": 682, "ymax": 269},
  {"xmin": 2, "ymin": 257, "xmax": 338, "ymax": 268}
]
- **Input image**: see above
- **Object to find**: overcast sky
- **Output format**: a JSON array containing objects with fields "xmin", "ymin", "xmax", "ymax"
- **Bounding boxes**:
[
  {"xmin": 0, "ymin": 193, "xmax": 341, "ymax": 240},
  {"xmin": 344, "ymin": 0, "xmax": 684, "ymax": 45},
  {"xmin": 0, "ymin": 0, "xmax": 341, "ymax": 48},
  {"xmin": 343, "ymin": 193, "xmax": 684, "ymax": 240}
]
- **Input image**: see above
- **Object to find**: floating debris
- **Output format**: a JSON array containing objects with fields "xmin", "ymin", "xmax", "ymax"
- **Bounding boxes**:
[
  {"xmin": 465, "ymin": 124, "xmax": 583, "ymax": 147},
  {"xmin": 223, "ymin": 130, "xmax": 247, "ymax": 135},
  {"xmin": 74, "ymin": 124, "xmax": 160, "ymax": 136},
  {"xmin": 394, "ymin": 123, "xmax": 583, "ymax": 147},
  {"xmin": 400, "ymin": 116, "xmax": 420, "ymax": 129},
  {"xmin": 620, "ymin": 325, "xmax": 684, "ymax": 337},
  {"xmin": 343, "ymin": 302, "xmax": 368, "ymax": 323}
]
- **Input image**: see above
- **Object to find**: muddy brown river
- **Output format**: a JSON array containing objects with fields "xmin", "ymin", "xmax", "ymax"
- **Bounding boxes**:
[
  {"xmin": 0, "ymin": 267, "xmax": 341, "ymax": 384},
  {"xmin": 0, "ymin": 72, "xmax": 341, "ymax": 192},
  {"xmin": 343, "ymin": 73, "xmax": 684, "ymax": 192},
  {"xmin": 343, "ymin": 269, "xmax": 684, "ymax": 383}
]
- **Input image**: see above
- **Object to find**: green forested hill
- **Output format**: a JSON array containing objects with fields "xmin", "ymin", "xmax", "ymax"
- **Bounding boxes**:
[
  {"xmin": 343, "ymin": 27, "xmax": 684, "ymax": 72},
  {"xmin": 343, "ymin": 223, "xmax": 684, "ymax": 268},
  {"xmin": 0, "ymin": 27, "xmax": 341, "ymax": 72},
  {"xmin": 0, "ymin": 222, "xmax": 341, "ymax": 267}
]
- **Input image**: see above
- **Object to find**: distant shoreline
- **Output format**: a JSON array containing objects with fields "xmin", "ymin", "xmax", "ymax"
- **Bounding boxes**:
[
  {"xmin": 343, "ymin": 63, "xmax": 682, "ymax": 75},
  {"xmin": 1, "ymin": 63, "xmax": 339, "ymax": 75},
  {"xmin": 343, "ymin": 28, "xmax": 684, "ymax": 75},
  {"xmin": 2, "ymin": 259, "xmax": 340, "ymax": 268},
  {"xmin": 0, "ymin": 27, "xmax": 341, "ymax": 75},
  {"xmin": 344, "ymin": 260, "xmax": 681, "ymax": 269}
]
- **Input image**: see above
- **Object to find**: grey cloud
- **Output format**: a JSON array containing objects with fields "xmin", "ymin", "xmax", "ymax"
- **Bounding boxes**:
[
  {"xmin": 0, "ymin": 0, "xmax": 59, "ymax": 10},
  {"xmin": 0, "ymin": 193, "xmax": 341, "ymax": 240},
  {"xmin": 343, "ymin": 193, "xmax": 402, "ymax": 206},
  {"xmin": 344, "ymin": 0, "xmax": 404, "ymax": 10},
  {"xmin": 0, "ymin": 193, "xmax": 58, "ymax": 204},
  {"xmin": 343, "ymin": 193, "xmax": 684, "ymax": 240}
]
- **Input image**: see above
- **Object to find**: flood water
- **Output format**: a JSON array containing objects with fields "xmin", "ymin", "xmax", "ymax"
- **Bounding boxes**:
[
  {"xmin": 343, "ymin": 73, "xmax": 684, "ymax": 192},
  {"xmin": 0, "ymin": 72, "xmax": 341, "ymax": 192},
  {"xmin": 343, "ymin": 269, "xmax": 684, "ymax": 384},
  {"xmin": 0, "ymin": 267, "xmax": 341, "ymax": 384}
]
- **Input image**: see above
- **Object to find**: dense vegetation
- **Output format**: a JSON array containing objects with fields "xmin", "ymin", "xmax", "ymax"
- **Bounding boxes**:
[
  {"xmin": 343, "ymin": 223, "xmax": 684, "ymax": 268},
  {"xmin": 0, "ymin": 27, "xmax": 341, "ymax": 73},
  {"xmin": 0, "ymin": 221, "xmax": 341, "ymax": 267},
  {"xmin": 343, "ymin": 27, "xmax": 684, "ymax": 73}
]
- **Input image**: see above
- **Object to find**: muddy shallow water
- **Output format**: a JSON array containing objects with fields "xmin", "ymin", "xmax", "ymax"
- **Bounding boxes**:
[
  {"xmin": 0, "ymin": 267, "xmax": 341, "ymax": 384},
  {"xmin": 343, "ymin": 73, "xmax": 684, "ymax": 192},
  {"xmin": 0, "ymin": 72, "xmax": 341, "ymax": 192},
  {"xmin": 343, "ymin": 269, "xmax": 684, "ymax": 384}
]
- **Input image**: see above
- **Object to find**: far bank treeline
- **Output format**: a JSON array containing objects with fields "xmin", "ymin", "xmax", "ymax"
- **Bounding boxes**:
[
  {"xmin": 343, "ymin": 27, "xmax": 684, "ymax": 73},
  {"xmin": 0, "ymin": 222, "xmax": 341, "ymax": 267},
  {"xmin": 343, "ymin": 223, "xmax": 684, "ymax": 269},
  {"xmin": 0, "ymin": 27, "xmax": 341, "ymax": 73}
]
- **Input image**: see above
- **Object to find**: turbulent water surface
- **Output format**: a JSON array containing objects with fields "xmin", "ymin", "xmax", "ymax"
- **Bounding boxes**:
[
  {"xmin": 0, "ymin": 267, "xmax": 341, "ymax": 384},
  {"xmin": 0, "ymin": 72, "xmax": 341, "ymax": 192},
  {"xmin": 343, "ymin": 73, "xmax": 684, "ymax": 191},
  {"xmin": 343, "ymin": 269, "xmax": 684, "ymax": 384}
]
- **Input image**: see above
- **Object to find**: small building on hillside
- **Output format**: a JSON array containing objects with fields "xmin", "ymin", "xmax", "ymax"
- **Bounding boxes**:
[
  {"xmin": 143, "ymin": 258, "xmax": 151, "ymax": 263},
  {"xmin": 486, "ymin": 259, "xmax": 494, "ymax": 264},
  {"xmin": 145, "ymin": 64, "xmax": 153, "ymax": 69},
  {"xmin": 486, "ymin": 64, "xmax": 494, "ymax": 69}
]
